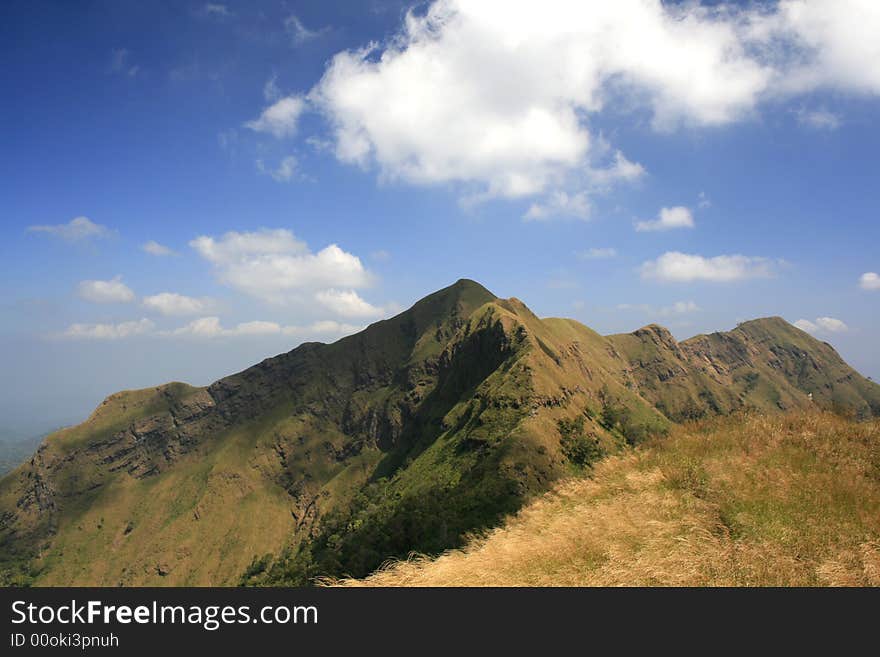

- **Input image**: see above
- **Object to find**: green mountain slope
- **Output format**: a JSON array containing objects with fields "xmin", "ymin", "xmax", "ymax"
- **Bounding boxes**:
[{"xmin": 1, "ymin": 279, "xmax": 878, "ymax": 586}]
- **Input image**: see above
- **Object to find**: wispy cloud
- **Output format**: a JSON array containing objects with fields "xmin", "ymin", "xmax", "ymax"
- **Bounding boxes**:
[
  {"xmin": 142, "ymin": 240, "xmax": 176, "ymax": 256},
  {"xmin": 163, "ymin": 316, "xmax": 362, "ymax": 339},
  {"xmin": 577, "ymin": 247, "xmax": 617, "ymax": 260},
  {"xmin": 256, "ymin": 155, "xmax": 299, "ymax": 182},
  {"xmin": 263, "ymin": 74, "xmax": 281, "ymax": 102},
  {"xmin": 198, "ymin": 3, "xmax": 233, "ymax": 19},
  {"xmin": 617, "ymin": 300, "xmax": 699, "ymax": 317},
  {"xmin": 28, "ymin": 216, "xmax": 113, "ymax": 242},
  {"xmin": 61, "ymin": 319, "xmax": 154, "ymax": 340},
  {"xmin": 796, "ymin": 108, "xmax": 841, "ymax": 130},
  {"xmin": 524, "ymin": 191, "xmax": 591, "ymax": 222},
  {"xmin": 109, "ymin": 48, "xmax": 139, "ymax": 77},
  {"xmin": 285, "ymin": 14, "xmax": 327, "ymax": 45}
]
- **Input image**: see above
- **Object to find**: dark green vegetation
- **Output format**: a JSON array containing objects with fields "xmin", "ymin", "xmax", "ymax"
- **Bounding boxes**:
[{"xmin": 2, "ymin": 279, "xmax": 879, "ymax": 586}]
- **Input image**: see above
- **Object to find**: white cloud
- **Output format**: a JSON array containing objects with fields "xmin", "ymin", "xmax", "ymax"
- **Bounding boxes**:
[
  {"xmin": 257, "ymin": 155, "xmax": 299, "ymax": 182},
  {"xmin": 62, "ymin": 319, "xmax": 154, "ymax": 340},
  {"xmin": 142, "ymin": 240, "xmax": 175, "ymax": 256},
  {"xmin": 315, "ymin": 289, "xmax": 385, "ymax": 318},
  {"xmin": 859, "ymin": 272, "xmax": 880, "ymax": 290},
  {"xmin": 578, "ymin": 247, "xmax": 617, "ymax": 260},
  {"xmin": 77, "ymin": 276, "xmax": 135, "ymax": 304},
  {"xmin": 697, "ymin": 192, "xmax": 712, "ymax": 209},
  {"xmin": 635, "ymin": 206, "xmax": 695, "ymax": 232},
  {"xmin": 795, "ymin": 316, "xmax": 848, "ymax": 334},
  {"xmin": 641, "ymin": 251, "xmax": 777, "ymax": 283},
  {"xmin": 143, "ymin": 292, "xmax": 211, "ymax": 316},
  {"xmin": 190, "ymin": 228, "xmax": 372, "ymax": 303},
  {"xmin": 28, "ymin": 216, "xmax": 112, "ymax": 242},
  {"xmin": 796, "ymin": 107, "xmax": 841, "ymax": 130},
  {"xmin": 524, "ymin": 191, "xmax": 591, "ymax": 221},
  {"xmin": 306, "ymin": 0, "xmax": 880, "ymax": 207},
  {"xmin": 245, "ymin": 95, "xmax": 306, "ymax": 138}
]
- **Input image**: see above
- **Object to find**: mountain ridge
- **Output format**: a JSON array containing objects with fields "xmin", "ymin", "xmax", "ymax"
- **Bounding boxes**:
[{"xmin": 1, "ymin": 279, "xmax": 878, "ymax": 585}]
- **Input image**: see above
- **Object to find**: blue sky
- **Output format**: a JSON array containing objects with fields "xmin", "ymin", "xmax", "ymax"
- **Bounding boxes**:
[{"xmin": 2, "ymin": 0, "xmax": 879, "ymax": 436}]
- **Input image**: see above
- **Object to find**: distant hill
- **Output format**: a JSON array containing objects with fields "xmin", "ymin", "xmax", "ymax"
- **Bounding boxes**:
[
  {"xmin": 1, "ymin": 279, "xmax": 878, "ymax": 586},
  {"xmin": 0, "ymin": 434, "xmax": 46, "ymax": 477}
]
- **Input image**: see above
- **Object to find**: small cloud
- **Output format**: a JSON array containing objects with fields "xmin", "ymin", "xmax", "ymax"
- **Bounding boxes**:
[
  {"xmin": 660, "ymin": 300, "xmax": 699, "ymax": 316},
  {"xmin": 28, "ymin": 216, "xmax": 112, "ymax": 242},
  {"xmin": 142, "ymin": 240, "xmax": 175, "ymax": 257},
  {"xmin": 370, "ymin": 250, "xmax": 391, "ymax": 262},
  {"xmin": 859, "ymin": 272, "xmax": 880, "ymax": 291},
  {"xmin": 640, "ymin": 251, "xmax": 777, "ymax": 283},
  {"xmin": 796, "ymin": 108, "xmax": 841, "ymax": 130},
  {"xmin": 218, "ymin": 129, "xmax": 238, "ymax": 153},
  {"xmin": 635, "ymin": 206, "xmax": 695, "ymax": 232},
  {"xmin": 794, "ymin": 317, "xmax": 848, "ymax": 334},
  {"xmin": 143, "ymin": 292, "xmax": 211, "ymax": 316},
  {"xmin": 257, "ymin": 155, "xmax": 299, "ymax": 182},
  {"xmin": 199, "ymin": 3, "xmax": 232, "ymax": 19},
  {"xmin": 285, "ymin": 14, "xmax": 326, "ymax": 45},
  {"xmin": 577, "ymin": 247, "xmax": 616, "ymax": 260},
  {"xmin": 77, "ymin": 276, "xmax": 135, "ymax": 304},
  {"xmin": 524, "ymin": 191, "xmax": 591, "ymax": 222},
  {"xmin": 244, "ymin": 95, "xmax": 307, "ymax": 138},
  {"xmin": 164, "ymin": 317, "xmax": 362, "ymax": 339},
  {"xmin": 697, "ymin": 192, "xmax": 711, "ymax": 209},
  {"xmin": 61, "ymin": 318, "xmax": 154, "ymax": 340},
  {"xmin": 616, "ymin": 300, "xmax": 699, "ymax": 317},
  {"xmin": 282, "ymin": 320, "xmax": 363, "ymax": 338},
  {"xmin": 110, "ymin": 48, "xmax": 129, "ymax": 72}
]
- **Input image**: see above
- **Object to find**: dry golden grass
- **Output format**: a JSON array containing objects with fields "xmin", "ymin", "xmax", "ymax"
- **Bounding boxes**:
[{"xmin": 331, "ymin": 411, "xmax": 880, "ymax": 586}]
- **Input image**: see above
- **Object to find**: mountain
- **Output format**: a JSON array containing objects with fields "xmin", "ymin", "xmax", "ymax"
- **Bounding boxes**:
[{"xmin": 1, "ymin": 279, "xmax": 878, "ymax": 585}]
